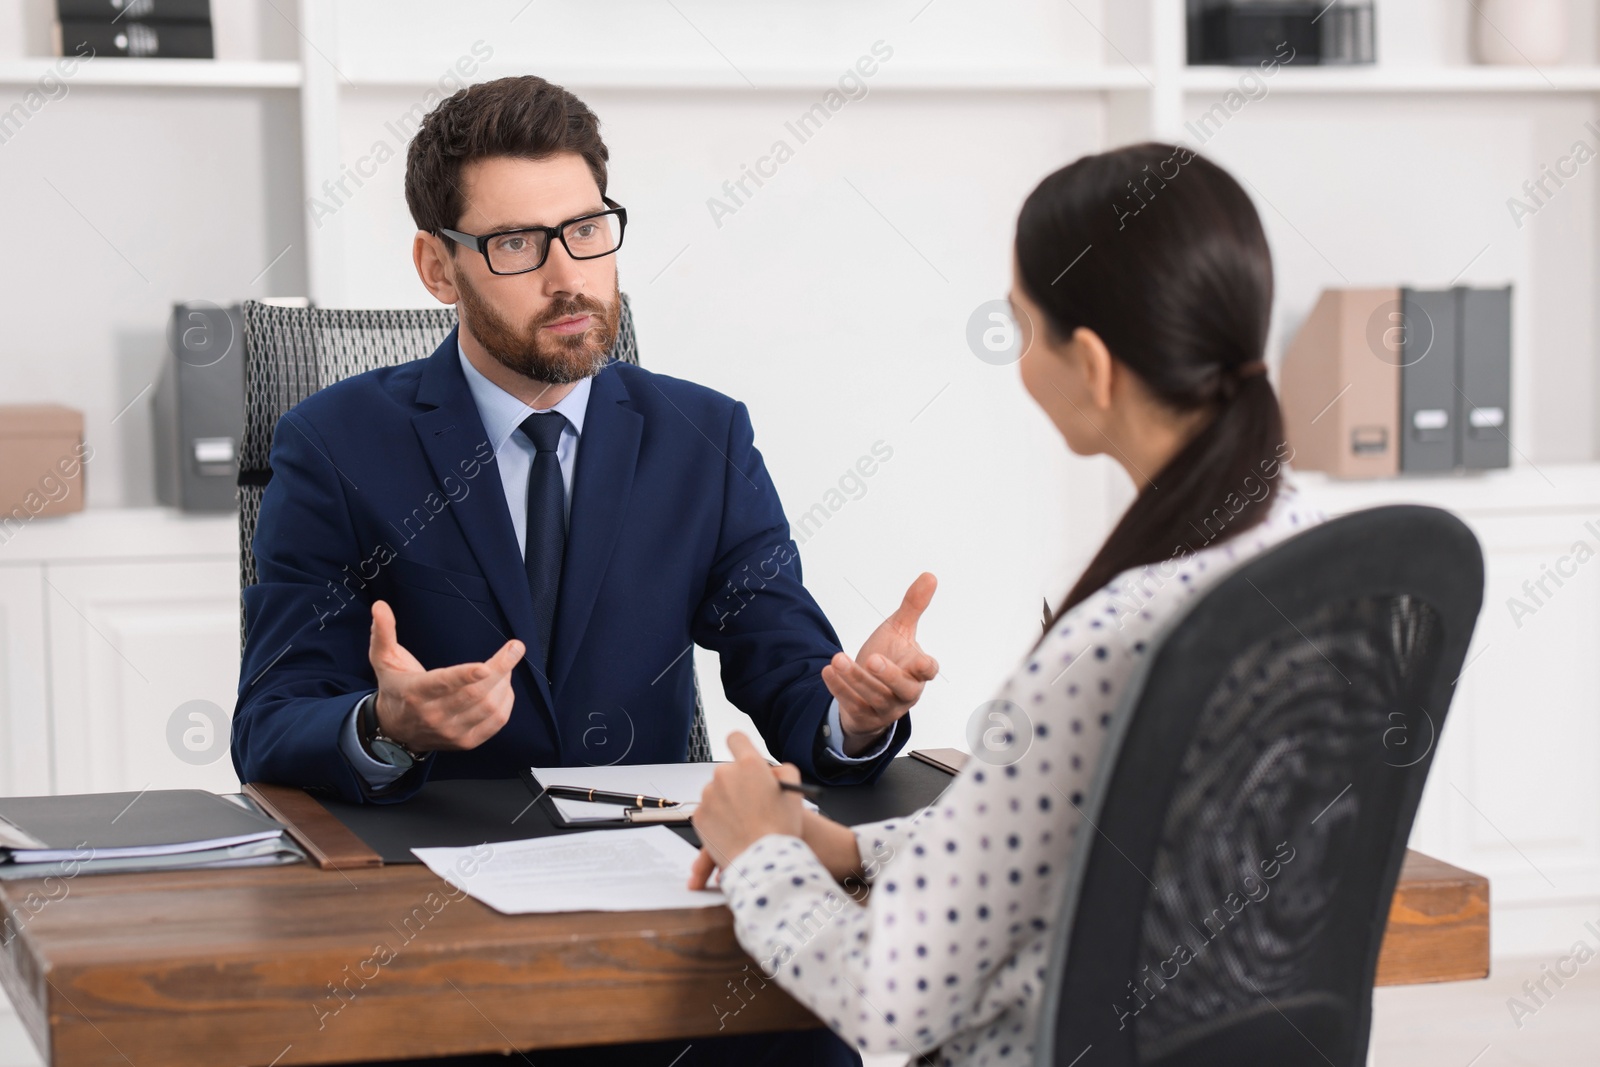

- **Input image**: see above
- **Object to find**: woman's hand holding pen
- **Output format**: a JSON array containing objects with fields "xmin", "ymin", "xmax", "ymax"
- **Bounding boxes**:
[{"xmin": 688, "ymin": 731, "xmax": 805, "ymax": 889}]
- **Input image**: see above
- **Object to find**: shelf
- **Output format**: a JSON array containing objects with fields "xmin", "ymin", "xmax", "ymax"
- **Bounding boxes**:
[
  {"xmin": 1294, "ymin": 462, "xmax": 1600, "ymax": 517},
  {"xmin": 344, "ymin": 62, "xmax": 1151, "ymax": 93},
  {"xmin": 1184, "ymin": 65, "xmax": 1600, "ymax": 95},
  {"xmin": 0, "ymin": 507, "xmax": 236, "ymax": 565},
  {"xmin": 0, "ymin": 57, "xmax": 301, "ymax": 89}
]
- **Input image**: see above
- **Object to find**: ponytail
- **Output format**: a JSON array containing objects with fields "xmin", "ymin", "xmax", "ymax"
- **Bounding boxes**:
[
  {"xmin": 1053, "ymin": 374, "xmax": 1283, "ymax": 625},
  {"xmin": 1015, "ymin": 144, "xmax": 1284, "ymax": 634}
]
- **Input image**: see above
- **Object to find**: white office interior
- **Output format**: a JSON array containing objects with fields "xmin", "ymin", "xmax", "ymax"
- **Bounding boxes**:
[{"xmin": 0, "ymin": 1, "xmax": 1597, "ymax": 1063}]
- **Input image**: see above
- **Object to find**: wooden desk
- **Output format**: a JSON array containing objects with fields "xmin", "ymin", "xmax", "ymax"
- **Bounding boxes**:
[
  {"xmin": 1375, "ymin": 850, "xmax": 1490, "ymax": 986},
  {"xmin": 0, "ymin": 846, "xmax": 1489, "ymax": 1067}
]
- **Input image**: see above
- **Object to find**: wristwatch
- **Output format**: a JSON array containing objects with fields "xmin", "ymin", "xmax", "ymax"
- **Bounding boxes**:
[{"xmin": 358, "ymin": 692, "xmax": 421, "ymax": 771}]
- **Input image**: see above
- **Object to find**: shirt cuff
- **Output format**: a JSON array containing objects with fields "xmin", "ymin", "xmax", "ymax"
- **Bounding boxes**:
[
  {"xmin": 339, "ymin": 693, "xmax": 410, "ymax": 789},
  {"xmin": 722, "ymin": 833, "xmax": 834, "ymax": 906},
  {"xmin": 822, "ymin": 698, "xmax": 894, "ymax": 763},
  {"xmin": 852, "ymin": 819, "xmax": 908, "ymax": 883}
]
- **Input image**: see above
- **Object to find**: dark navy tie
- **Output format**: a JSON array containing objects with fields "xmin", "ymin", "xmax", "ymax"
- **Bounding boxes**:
[{"xmin": 520, "ymin": 411, "xmax": 568, "ymax": 669}]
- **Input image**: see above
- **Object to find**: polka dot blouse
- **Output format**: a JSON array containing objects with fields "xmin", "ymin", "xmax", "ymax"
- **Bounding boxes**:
[{"xmin": 718, "ymin": 480, "xmax": 1324, "ymax": 1066}]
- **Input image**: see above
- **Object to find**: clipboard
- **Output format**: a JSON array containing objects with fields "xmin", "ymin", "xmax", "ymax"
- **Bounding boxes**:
[{"xmin": 908, "ymin": 747, "xmax": 970, "ymax": 776}]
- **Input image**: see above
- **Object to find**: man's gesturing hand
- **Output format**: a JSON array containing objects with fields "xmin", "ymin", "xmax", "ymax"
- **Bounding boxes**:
[
  {"xmin": 368, "ymin": 599, "xmax": 523, "ymax": 753},
  {"xmin": 822, "ymin": 572, "xmax": 939, "ymax": 755}
]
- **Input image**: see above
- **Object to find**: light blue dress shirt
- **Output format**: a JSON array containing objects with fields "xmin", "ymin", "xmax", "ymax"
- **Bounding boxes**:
[{"xmin": 341, "ymin": 341, "xmax": 888, "ymax": 788}]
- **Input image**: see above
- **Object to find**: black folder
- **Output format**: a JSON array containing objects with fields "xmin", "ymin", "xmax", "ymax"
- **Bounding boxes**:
[
  {"xmin": 57, "ymin": 0, "xmax": 212, "ymax": 18},
  {"xmin": 1400, "ymin": 286, "xmax": 1460, "ymax": 473},
  {"xmin": 0, "ymin": 789, "xmax": 283, "ymax": 862},
  {"xmin": 59, "ymin": 19, "xmax": 214, "ymax": 58}
]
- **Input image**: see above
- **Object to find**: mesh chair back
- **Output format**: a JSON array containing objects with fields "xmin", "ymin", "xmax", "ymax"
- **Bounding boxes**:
[
  {"xmin": 236, "ymin": 297, "xmax": 713, "ymax": 763},
  {"xmin": 1035, "ymin": 505, "xmax": 1483, "ymax": 1067}
]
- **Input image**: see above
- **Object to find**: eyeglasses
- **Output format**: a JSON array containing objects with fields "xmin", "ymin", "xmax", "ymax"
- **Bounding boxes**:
[{"xmin": 438, "ymin": 197, "xmax": 628, "ymax": 275}]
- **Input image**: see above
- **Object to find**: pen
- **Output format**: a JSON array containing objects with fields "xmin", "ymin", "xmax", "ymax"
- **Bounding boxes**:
[
  {"xmin": 545, "ymin": 786, "xmax": 679, "ymax": 808},
  {"xmin": 544, "ymin": 780, "xmax": 825, "ymax": 808}
]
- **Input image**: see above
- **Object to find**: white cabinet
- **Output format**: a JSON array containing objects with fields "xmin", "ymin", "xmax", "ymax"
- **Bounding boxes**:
[
  {"xmin": 1302, "ymin": 466, "xmax": 1600, "ymax": 957},
  {"xmin": 0, "ymin": 510, "xmax": 237, "ymax": 1065},
  {"xmin": 44, "ymin": 560, "xmax": 242, "ymax": 796},
  {"xmin": 0, "ymin": 509, "xmax": 239, "ymax": 799},
  {"xmin": 0, "ymin": 569, "xmax": 47, "ymax": 798}
]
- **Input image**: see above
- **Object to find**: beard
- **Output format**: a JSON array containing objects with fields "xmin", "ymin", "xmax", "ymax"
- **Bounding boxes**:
[{"xmin": 455, "ymin": 272, "xmax": 620, "ymax": 385}]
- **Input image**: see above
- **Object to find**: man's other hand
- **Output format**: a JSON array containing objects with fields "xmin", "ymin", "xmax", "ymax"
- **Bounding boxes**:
[
  {"xmin": 821, "ymin": 572, "xmax": 938, "ymax": 755},
  {"xmin": 368, "ymin": 599, "xmax": 523, "ymax": 752}
]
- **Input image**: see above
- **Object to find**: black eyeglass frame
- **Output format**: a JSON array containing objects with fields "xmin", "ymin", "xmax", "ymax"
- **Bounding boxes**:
[{"xmin": 438, "ymin": 196, "xmax": 628, "ymax": 275}]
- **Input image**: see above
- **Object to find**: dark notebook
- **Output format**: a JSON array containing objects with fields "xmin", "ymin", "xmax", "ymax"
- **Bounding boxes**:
[
  {"xmin": 59, "ymin": 19, "xmax": 214, "ymax": 58},
  {"xmin": 316, "ymin": 755, "xmax": 961, "ymax": 865},
  {"xmin": 0, "ymin": 789, "xmax": 284, "ymax": 863},
  {"xmin": 56, "ymin": 0, "xmax": 211, "ymax": 19}
]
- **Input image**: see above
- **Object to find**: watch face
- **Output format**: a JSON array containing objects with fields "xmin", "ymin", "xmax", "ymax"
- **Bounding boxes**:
[{"xmin": 371, "ymin": 737, "xmax": 415, "ymax": 769}]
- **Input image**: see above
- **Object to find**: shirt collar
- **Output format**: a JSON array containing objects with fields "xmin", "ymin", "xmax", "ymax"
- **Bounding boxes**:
[{"xmin": 457, "ymin": 335, "xmax": 592, "ymax": 453}]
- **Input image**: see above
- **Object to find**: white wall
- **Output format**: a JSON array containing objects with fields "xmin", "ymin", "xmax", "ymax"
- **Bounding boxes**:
[{"xmin": 292, "ymin": 0, "xmax": 1131, "ymax": 755}]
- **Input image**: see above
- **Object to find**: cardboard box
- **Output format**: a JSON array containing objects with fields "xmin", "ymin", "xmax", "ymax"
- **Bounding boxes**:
[
  {"xmin": 0, "ymin": 405, "xmax": 86, "ymax": 519},
  {"xmin": 1280, "ymin": 288, "xmax": 1401, "ymax": 479}
]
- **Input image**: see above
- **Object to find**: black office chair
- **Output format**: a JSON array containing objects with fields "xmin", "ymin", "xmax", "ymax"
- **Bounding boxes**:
[
  {"xmin": 235, "ymin": 296, "xmax": 715, "ymax": 763},
  {"xmin": 1034, "ymin": 504, "xmax": 1484, "ymax": 1067}
]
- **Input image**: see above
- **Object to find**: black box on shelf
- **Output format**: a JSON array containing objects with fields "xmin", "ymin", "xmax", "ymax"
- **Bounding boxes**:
[
  {"xmin": 56, "ymin": 0, "xmax": 210, "ymax": 20},
  {"xmin": 1187, "ymin": 0, "xmax": 1375, "ymax": 66},
  {"xmin": 57, "ymin": 19, "xmax": 214, "ymax": 58}
]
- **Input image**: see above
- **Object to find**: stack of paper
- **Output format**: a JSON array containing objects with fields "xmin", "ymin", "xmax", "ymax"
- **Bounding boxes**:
[
  {"xmin": 413, "ymin": 826, "xmax": 725, "ymax": 914},
  {"xmin": 0, "ymin": 789, "xmax": 303, "ymax": 879}
]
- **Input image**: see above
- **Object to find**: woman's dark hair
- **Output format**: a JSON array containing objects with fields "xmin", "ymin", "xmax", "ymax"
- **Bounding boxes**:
[{"xmin": 1016, "ymin": 142, "xmax": 1286, "ymax": 632}]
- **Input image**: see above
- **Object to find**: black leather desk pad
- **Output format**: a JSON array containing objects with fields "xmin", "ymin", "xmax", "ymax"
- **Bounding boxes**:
[{"xmin": 318, "ymin": 755, "xmax": 959, "ymax": 865}]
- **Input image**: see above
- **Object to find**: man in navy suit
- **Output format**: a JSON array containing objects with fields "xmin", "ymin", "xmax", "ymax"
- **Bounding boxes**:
[{"xmin": 232, "ymin": 75, "xmax": 937, "ymax": 823}]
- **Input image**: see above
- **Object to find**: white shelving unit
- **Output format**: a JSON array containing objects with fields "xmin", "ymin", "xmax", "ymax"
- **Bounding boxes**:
[
  {"xmin": 341, "ymin": 62, "xmax": 1154, "ymax": 93},
  {"xmin": 0, "ymin": 56, "xmax": 300, "ymax": 87},
  {"xmin": 1, "ymin": 0, "xmax": 1598, "ymax": 969},
  {"xmin": 1182, "ymin": 63, "xmax": 1600, "ymax": 93}
]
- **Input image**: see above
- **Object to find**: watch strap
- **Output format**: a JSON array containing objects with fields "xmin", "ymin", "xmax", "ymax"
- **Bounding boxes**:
[{"xmin": 358, "ymin": 692, "xmax": 419, "ymax": 768}]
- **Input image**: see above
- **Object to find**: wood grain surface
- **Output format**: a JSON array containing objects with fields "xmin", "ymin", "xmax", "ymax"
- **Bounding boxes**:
[
  {"xmin": 1375, "ymin": 849, "xmax": 1491, "ymax": 987},
  {"xmin": 0, "ymin": 814, "xmax": 1488, "ymax": 1066},
  {"xmin": 242, "ymin": 783, "xmax": 383, "ymax": 871}
]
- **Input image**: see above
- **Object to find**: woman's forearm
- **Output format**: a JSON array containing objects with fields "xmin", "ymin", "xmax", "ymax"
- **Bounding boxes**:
[{"xmin": 801, "ymin": 809, "xmax": 864, "ymax": 884}]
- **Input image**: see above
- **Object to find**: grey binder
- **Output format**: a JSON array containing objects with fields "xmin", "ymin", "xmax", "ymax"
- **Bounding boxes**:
[
  {"xmin": 0, "ymin": 789, "xmax": 282, "ymax": 861},
  {"xmin": 1400, "ymin": 288, "xmax": 1460, "ymax": 472},
  {"xmin": 1459, "ymin": 286, "xmax": 1512, "ymax": 471},
  {"xmin": 153, "ymin": 301, "xmax": 245, "ymax": 512}
]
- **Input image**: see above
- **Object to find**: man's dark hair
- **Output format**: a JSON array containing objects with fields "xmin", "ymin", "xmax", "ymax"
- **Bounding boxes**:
[{"xmin": 404, "ymin": 75, "xmax": 609, "ymax": 236}]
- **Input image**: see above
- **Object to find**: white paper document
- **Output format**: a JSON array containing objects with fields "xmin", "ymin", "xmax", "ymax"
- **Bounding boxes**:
[
  {"xmin": 412, "ymin": 826, "xmax": 724, "ymax": 914},
  {"xmin": 529, "ymin": 761, "xmax": 817, "ymax": 825}
]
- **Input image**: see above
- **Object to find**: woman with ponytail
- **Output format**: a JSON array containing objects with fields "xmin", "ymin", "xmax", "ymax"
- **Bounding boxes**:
[{"xmin": 688, "ymin": 143, "xmax": 1324, "ymax": 1067}]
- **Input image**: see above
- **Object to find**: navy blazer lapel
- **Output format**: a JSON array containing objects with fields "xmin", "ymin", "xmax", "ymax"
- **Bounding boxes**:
[
  {"xmin": 549, "ymin": 362, "xmax": 642, "ymax": 694},
  {"xmin": 410, "ymin": 329, "xmax": 558, "ymax": 725}
]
